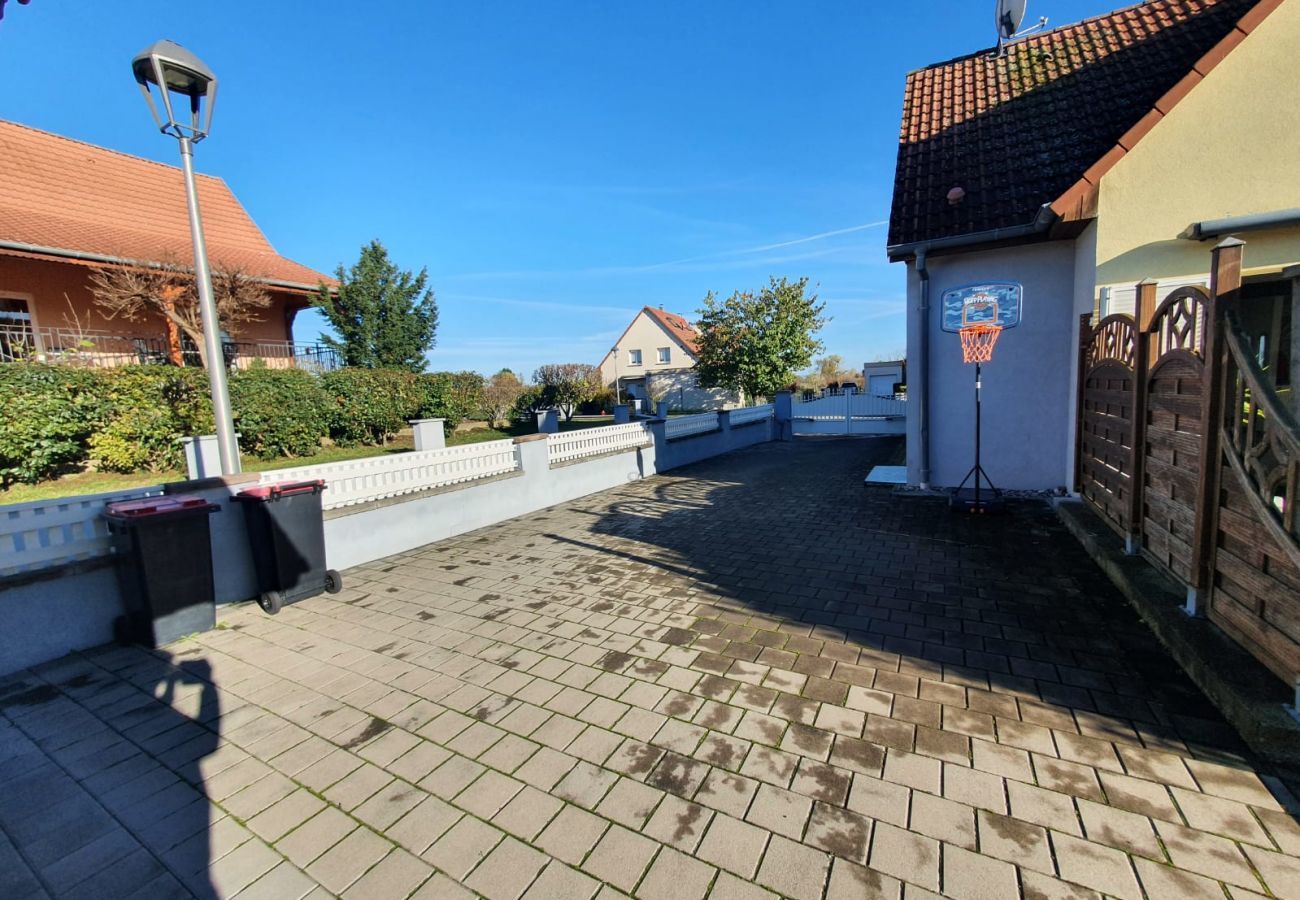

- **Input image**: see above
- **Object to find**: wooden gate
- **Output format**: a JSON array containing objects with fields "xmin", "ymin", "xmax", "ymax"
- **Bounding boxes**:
[
  {"xmin": 1077, "ymin": 315, "xmax": 1138, "ymax": 536},
  {"xmin": 1139, "ymin": 287, "xmax": 1209, "ymax": 584}
]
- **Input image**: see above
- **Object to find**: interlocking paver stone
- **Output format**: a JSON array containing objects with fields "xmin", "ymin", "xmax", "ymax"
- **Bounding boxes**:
[{"xmin": 4, "ymin": 438, "xmax": 1297, "ymax": 899}]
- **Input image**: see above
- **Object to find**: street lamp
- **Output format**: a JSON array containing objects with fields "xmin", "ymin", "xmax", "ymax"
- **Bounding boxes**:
[
  {"xmin": 611, "ymin": 346, "xmax": 621, "ymax": 404},
  {"xmin": 132, "ymin": 39, "xmax": 240, "ymax": 475}
]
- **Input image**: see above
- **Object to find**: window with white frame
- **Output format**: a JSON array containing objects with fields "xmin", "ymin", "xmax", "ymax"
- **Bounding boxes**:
[
  {"xmin": 628, "ymin": 349, "xmax": 642, "ymax": 366},
  {"xmin": 657, "ymin": 347, "xmax": 670, "ymax": 364}
]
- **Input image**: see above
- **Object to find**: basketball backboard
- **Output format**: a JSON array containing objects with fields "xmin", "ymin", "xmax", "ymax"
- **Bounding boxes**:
[{"xmin": 940, "ymin": 283, "xmax": 1023, "ymax": 333}]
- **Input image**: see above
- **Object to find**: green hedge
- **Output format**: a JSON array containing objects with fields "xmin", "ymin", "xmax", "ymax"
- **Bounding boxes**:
[
  {"xmin": 320, "ymin": 368, "xmax": 421, "ymax": 445},
  {"xmin": 416, "ymin": 371, "xmax": 485, "ymax": 433},
  {"xmin": 0, "ymin": 365, "xmax": 110, "ymax": 486},
  {"xmin": 90, "ymin": 367, "xmax": 214, "ymax": 473},
  {"xmin": 229, "ymin": 367, "xmax": 332, "ymax": 460},
  {"xmin": 0, "ymin": 363, "xmax": 490, "ymax": 486}
]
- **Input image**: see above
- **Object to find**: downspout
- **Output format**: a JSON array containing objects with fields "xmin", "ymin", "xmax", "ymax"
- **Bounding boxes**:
[{"xmin": 916, "ymin": 248, "xmax": 932, "ymax": 488}]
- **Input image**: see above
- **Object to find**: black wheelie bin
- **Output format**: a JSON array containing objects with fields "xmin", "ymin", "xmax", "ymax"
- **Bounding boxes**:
[
  {"xmin": 104, "ymin": 495, "xmax": 219, "ymax": 646},
  {"xmin": 235, "ymin": 480, "xmax": 340, "ymax": 614}
]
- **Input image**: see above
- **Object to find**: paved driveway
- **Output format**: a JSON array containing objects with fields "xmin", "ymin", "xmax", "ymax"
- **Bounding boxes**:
[{"xmin": 3, "ymin": 437, "xmax": 1298, "ymax": 899}]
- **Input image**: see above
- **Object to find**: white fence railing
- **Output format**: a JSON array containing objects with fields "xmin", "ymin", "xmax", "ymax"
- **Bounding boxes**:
[
  {"xmin": 262, "ymin": 440, "xmax": 520, "ymax": 510},
  {"xmin": 729, "ymin": 404, "xmax": 774, "ymax": 427},
  {"xmin": 0, "ymin": 485, "xmax": 165, "ymax": 577},
  {"xmin": 665, "ymin": 412, "xmax": 720, "ymax": 440},
  {"xmin": 548, "ymin": 423, "xmax": 652, "ymax": 464}
]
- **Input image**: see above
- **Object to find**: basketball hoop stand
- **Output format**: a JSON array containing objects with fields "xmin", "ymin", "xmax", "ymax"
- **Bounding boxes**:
[{"xmin": 950, "ymin": 359, "xmax": 1004, "ymax": 513}]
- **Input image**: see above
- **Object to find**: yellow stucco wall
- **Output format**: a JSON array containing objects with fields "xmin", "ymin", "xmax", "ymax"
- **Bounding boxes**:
[
  {"xmin": 597, "ymin": 309, "xmax": 696, "ymax": 386},
  {"xmin": 1094, "ymin": 0, "xmax": 1300, "ymax": 292}
]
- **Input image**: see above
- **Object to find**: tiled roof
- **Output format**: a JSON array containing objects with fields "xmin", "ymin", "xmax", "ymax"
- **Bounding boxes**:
[
  {"xmin": 642, "ymin": 306, "xmax": 701, "ymax": 355},
  {"xmin": 0, "ymin": 119, "xmax": 330, "ymax": 289},
  {"xmin": 887, "ymin": 0, "xmax": 1270, "ymax": 254}
]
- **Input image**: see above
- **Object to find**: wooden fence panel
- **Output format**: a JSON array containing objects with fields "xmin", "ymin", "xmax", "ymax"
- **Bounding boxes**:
[
  {"xmin": 1208, "ymin": 318, "xmax": 1300, "ymax": 685},
  {"xmin": 1138, "ymin": 287, "xmax": 1210, "ymax": 586},
  {"xmin": 1078, "ymin": 315, "xmax": 1138, "ymax": 537}
]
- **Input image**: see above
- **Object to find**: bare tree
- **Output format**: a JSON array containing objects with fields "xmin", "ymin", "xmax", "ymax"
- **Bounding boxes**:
[{"xmin": 89, "ymin": 257, "xmax": 272, "ymax": 367}]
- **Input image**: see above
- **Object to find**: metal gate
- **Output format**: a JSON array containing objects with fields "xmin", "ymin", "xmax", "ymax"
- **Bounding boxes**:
[{"xmin": 791, "ymin": 392, "xmax": 906, "ymax": 435}]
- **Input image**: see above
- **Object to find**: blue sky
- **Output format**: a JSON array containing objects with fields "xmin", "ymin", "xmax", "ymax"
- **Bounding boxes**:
[{"xmin": 1, "ymin": 1, "xmax": 1116, "ymax": 377}]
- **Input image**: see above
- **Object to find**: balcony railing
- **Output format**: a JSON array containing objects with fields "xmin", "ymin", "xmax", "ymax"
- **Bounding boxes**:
[{"xmin": 0, "ymin": 324, "xmax": 343, "ymax": 372}]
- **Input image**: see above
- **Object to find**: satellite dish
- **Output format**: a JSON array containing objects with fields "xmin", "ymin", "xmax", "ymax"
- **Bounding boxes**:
[{"xmin": 995, "ymin": 0, "xmax": 1028, "ymax": 39}]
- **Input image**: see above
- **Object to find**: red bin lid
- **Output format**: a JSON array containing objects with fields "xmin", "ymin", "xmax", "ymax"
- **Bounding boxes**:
[
  {"xmin": 104, "ymin": 494, "xmax": 215, "ymax": 518},
  {"xmin": 236, "ymin": 479, "xmax": 326, "ymax": 500}
]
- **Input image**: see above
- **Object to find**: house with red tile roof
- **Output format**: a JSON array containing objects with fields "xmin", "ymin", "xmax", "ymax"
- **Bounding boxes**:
[
  {"xmin": 0, "ymin": 119, "xmax": 335, "ymax": 369},
  {"xmin": 888, "ymin": 0, "xmax": 1299, "ymax": 491},
  {"xmin": 597, "ymin": 306, "xmax": 740, "ymax": 409}
]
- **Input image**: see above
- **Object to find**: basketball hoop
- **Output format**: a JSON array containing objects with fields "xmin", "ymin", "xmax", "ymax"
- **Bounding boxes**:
[{"xmin": 959, "ymin": 323, "xmax": 1002, "ymax": 364}]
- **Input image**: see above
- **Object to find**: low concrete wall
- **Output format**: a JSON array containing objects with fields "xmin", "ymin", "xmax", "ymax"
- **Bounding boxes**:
[
  {"xmin": 0, "ymin": 477, "xmax": 262, "ymax": 675},
  {"xmin": 654, "ymin": 411, "xmax": 775, "ymax": 471},
  {"xmin": 324, "ymin": 437, "xmax": 655, "ymax": 571}
]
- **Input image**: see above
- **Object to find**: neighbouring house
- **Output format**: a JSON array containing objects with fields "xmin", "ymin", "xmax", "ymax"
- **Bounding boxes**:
[
  {"xmin": 888, "ymin": 0, "xmax": 1299, "ymax": 492},
  {"xmin": 597, "ymin": 305, "xmax": 739, "ymax": 409},
  {"xmin": 0, "ymin": 118, "xmax": 337, "ymax": 370}
]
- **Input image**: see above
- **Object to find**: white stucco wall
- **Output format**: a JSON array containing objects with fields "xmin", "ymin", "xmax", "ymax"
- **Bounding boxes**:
[
  {"xmin": 645, "ymin": 368, "xmax": 739, "ymax": 410},
  {"xmin": 906, "ymin": 240, "xmax": 1079, "ymax": 491}
]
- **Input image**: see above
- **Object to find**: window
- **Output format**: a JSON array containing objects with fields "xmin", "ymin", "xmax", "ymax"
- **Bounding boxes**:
[
  {"xmin": 0, "ymin": 297, "xmax": 34, "ymax": 363},
  {"xmin": 657, "ymin": 347, "xmax": 671, "ymax": 364},
  {"xmin": 628, "ymin": 349, "xmax": 642, "ymax": 366}
]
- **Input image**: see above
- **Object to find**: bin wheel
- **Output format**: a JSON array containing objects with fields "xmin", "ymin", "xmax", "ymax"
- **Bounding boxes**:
[
  {"xmin": 325, "ymin": 569, "xmax": 343, "ymax": 594},
  {"xmin": 259, "ymin": 590, "xmax": 284, "ymax": 615}
]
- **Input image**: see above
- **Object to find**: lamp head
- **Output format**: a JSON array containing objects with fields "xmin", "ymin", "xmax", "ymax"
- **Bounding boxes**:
[{"xmin": 132, "ymin": 40, "xmax": 217, "ymax": 141}]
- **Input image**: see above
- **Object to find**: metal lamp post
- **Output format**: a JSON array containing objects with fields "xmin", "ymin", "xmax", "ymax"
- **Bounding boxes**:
[
  {"xmin": 611, "ymin": 346, "xmax": 621, "ymax": 404},
  {"xmin": 132, "ymin": 40, "xmax": 240, "ymax": 475}
]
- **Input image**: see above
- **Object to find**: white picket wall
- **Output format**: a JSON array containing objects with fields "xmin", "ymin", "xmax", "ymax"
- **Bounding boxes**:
[
  {"xmin": 261, "ymin": 440, "xmax": 520, "ymax": 510},
  {"xmin": 548, "ymin": 423, "xmax": 652, "ymax": 464},
  {"xmin": 729, "ymin": 404, "xmax": 774, "ymax": 427},
  {"xmin": 665, "ymin": 412, "xmax": 720, "ymax": 440},
  {"xmin": 0, "ymin": 485, "xmax": 165, "ymax": 576}
]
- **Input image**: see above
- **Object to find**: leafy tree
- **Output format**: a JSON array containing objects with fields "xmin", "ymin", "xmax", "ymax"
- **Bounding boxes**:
[
  {"xmin": 512, "ymin": 384, "xmax": 547, "ymax": 420},
  {"xmin": 482, "ymin": 369, "xmax": 525, "ymax": 427},
  {"xmin": 90, "ymin": 258, "xmax": 271, "ymax": 368},
  {"xmin": 694, "ymin": 276, "xmax": 826, "ymax": 401},
  {"xmin": 534, "ymin": 363, "xmax": 600, "ymax": 422},
  {"xmin": 313, "ymin": 240, "xmax": 439, "ymax": 372}
]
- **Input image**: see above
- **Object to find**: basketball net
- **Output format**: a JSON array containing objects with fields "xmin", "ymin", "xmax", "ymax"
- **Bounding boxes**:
[{"xmin": 959, "ymin": 323, "xmax": 1002, "ymax": 364}]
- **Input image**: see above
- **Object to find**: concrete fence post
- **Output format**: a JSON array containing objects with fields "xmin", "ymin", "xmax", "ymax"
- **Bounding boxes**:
[
  {"xmin": 613, "ymin": 405, "xmax": 631, "ymax": 424},
  {"xmin": 717, "ymin": 409, "xmax": 732, "ymax": 434},
  {"xmin": 647, "ymin": 418, "xmax": 668, "ymax": 471},
  {"xmin": 410, "ymin": 418, "xmax": 446, "ymax": 450},
  {"xmin": 536, "ymin": 409, "xmax": 559, "ymax": 433},
  {"xmin": 182, "ymin": 434, "xmax": 236, "ymax": 480},
  {"xmin": 774, "ymin": 391, "xmax": 794, "ymax": 442},
  {"xmin": 513, "ymin": 433, "xmax": 550, "ymax": 473}
]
